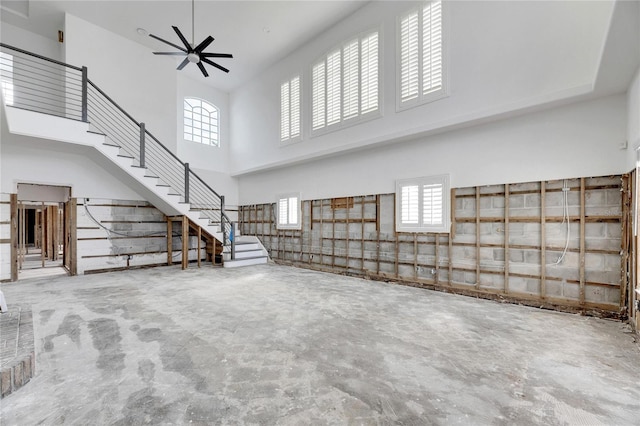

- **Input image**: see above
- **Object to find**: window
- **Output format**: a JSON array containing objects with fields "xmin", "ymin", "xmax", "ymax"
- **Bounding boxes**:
[
  {"xmin": 277, "ymin": 193, "xmax": 301, "ymax": 230},
  {"xmin": 312, "ymin": 30, "xmax": 379, "ymax": 133},
  {"xmin": 184, "ymin": 98, "xmax": 219, "ymax": 146},
  {"xmin": 280, "ymin": 75, "xmax": 301, "ymax": 143},
  {"xmin": 398, "ymin": 0, "xmax": 445, "ymax": 109},
  {"xmin": 0, "ymin": 52, "xmax": 14, "ymax": 105},
  {"xmin": 396, "ymin": 174, "xmax": 450, "ymax": 233}
]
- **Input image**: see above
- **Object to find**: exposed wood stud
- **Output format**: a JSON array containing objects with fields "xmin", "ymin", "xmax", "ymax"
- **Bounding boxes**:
[
  {"xmin": 41, "ymin": 202, "xmax": 45, "ymax": 268},
  {"xmin": 435, "ymin": 235, "xmax": 440, "ymax": 285},
  {"xmin": 166, "ymin": 217, "xmax": 173, "ymax": 266},
  {"xmin": 413, "ymin": 234, "xmax": 418, "ymax": 280},
  {"xmin": 197, "ymin": 224, "xmax": 201, "ymax": 268},
  {"xmin": 579, "ymin": 177, "xmax": 586, "ymax": 306},
  {"xmin": 376, "ymin": 195, "xmax": 380, "ymax": 275},
  {"xmin": 541, "ymin": 181, "xmax": 546, "ymax": 300},
  {"xmin": 10, "ymin": 194, "xmax": 18, "ymax": 281},
  {"xmin": 361, "ymin": 197, "xmax": 365, "ymax": 272},
  {"xmin": 475, "ymin": 186, "xmax": 480, "ymax": 289},
  {"xmin": 504, "ymin": 184, "xmax": 510, "ymax": 295},
  {"xmin": 346, "ymin": 199, "xmax": 350, "ymax": 272},
  {"xmin": 182, "ymin": 216, "xmax": 189, "ymax": 270},
  {"xmin": 68, "ymin": 198, "xmax": 78, "ymax": 275}
]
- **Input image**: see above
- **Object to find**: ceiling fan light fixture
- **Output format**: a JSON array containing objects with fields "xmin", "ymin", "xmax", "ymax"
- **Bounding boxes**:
[
  {"xmin": 148, "ymin": 0, "xmax": 233, "ymax": 77},
  {"xmin": 187, "ymin": 52, "xmax": 200, "ymax": 63}
]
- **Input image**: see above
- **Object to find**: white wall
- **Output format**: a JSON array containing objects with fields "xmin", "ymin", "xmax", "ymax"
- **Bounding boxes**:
[
  {"xmin": 0, "ymin": 21, "xmax": 62, "ymax": 61},
  {"xmin": 238, "ymin": 94, "xmax": 627, "ymax": 204},
  {"xmin": 64, "ymin": 13, "xmax": 177, "ymax": 153},
  {"xmin": 627, "ymin": 67, "xmax": 640, "ymax": 171},
  {"xmin": 230, "ymin": 0, "xmax": 613, "ymax": 175}
]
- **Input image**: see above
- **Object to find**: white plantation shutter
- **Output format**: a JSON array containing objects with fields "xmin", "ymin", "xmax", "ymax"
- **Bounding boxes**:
[
  {"xmin": 290, "ymin": 76, "xmax": 300, "ymax": 138},
  {"xmin": 278, "ymin": 198, "xmax": 289, "ymax": 225},
  {"xmin": 312, "ymin": 62, "xmax": 326, "ymax": 130},
  {"xmin": 311, "ymin": 30, "xmax": 379, "ymax": 132},
  {"xmin": 326, "ymin": 49, "xmax": 342, "ymax": 126},
  {"xmin": 396, "ymin": 175, "xmax": 450, "ymax": 233},
  {"xmin": 281, "ymin": 76, "xmax": 300, "ymax": 142},
  {"xmin": 399, "ymin": 1, "xmax": 444, "ymax": 107},
  {"xmin": 360, "ymin": 32, "xmax": 378, "ymax": 114},
  {"xmin": 400, "ymin": 12, "xmax": 419, "ymax": 103},
  {"xmin": 288, "ymin": 196, "xmax": 298, "ymax": 225},
  {"xmin": 423, "ymin": 0, "xmax": 442, "ymax": 95},
  {"xmin": 277, "ymin": 194, "xmax": 301, "ymax": 229},
  {"xmin": 280, "ymin": 82, "xmax": 290, "ymax": 141},
  {"xmin": 342, "ymin": 39, "xmax": 359, "ymax": 120},
  {"xmin": 401, "ymin": 185, "xmax": 419, "ymax": 225},
  {"xmin": 423, "ymin": 183, "xmax": 443, "ymax": 225}
]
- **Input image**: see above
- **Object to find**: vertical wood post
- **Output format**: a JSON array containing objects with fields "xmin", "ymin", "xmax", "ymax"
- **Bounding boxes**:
[
  {"xmin": 504, "ymin": 184, "xmax": 510, "ymax": 294},
  {"xmin": 475, "ymin": 186, "xmax": 481, "ymax": 289},
  {"xmin": 541, "ymin": 181, "xmax": 546, "ymax": 299},
  {"xmin": 197, "ymin": 224, "xmax": 201, "ymax": 268},
  {"xmin": 68, "ymin": 198, "xmax": 77, "ymax": 275},
  {"xmin": 10, "ymin": 194, "xmax": 18, "ymax": 281},
  {"xmin": 167, "ymin": 217, "xmax": 173, "ymax": 265},
  {"xmin": 182, "ymin": 216, "xmax": 189, "ymax": 270},
  {"xmin": 579, "ymin": 178, "xmax": 586, "ymax": 307}
]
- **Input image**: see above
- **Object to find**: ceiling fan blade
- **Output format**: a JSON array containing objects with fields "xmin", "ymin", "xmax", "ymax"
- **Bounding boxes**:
[
  {"xmin": 149, "ymin": 33, "xmax": 187, "ymax": 53},
  {"xmin": 194, "ymin": 36, "xmax": 214, "ymax": 53},
  {"xmin": 172, "ymin": 26, "xmax": 192, "ymax": 51},
  {"xmin": 201, "ymin": 53, "xmax": 233, "ymax": 58},
  {"xmin": 153, "ymin": 52, "xmax": 188, "ymax": 56},
  {"xmin": 202, "ymin": 57, "xmax": 229, "ymax": 73},
  {"xmin": 177, "ymin": 57, "xmax": 190, "ymax": 70},
  {"xmin": 197, "ymin": 61, "xmax": 209, "ymax": 77}
]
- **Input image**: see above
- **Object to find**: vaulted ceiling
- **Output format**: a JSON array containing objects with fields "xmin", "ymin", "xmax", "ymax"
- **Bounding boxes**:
[{"xmin": 0, "ymin": 0, "xmax": 370, "ymax": 91}]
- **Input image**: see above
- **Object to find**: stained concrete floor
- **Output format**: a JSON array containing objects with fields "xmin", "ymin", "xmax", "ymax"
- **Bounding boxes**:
[{"xmin": 0, "ymin": 263, "xmax": 639, "ymax": 425}]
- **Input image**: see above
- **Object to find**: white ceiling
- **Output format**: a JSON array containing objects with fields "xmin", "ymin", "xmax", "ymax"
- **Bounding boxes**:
[{"xmin": 0, "ymin": 0, "xmax": 370, "ymax": 91}]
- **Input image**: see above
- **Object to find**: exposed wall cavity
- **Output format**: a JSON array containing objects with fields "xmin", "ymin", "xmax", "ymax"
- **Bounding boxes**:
[
  {"xmin": 77, "ymin": 199, "xmax": 200, "ymax": 274},
  {"xmin": 240, "ymin": 175, "xmax": 628, "ymax": 317}
]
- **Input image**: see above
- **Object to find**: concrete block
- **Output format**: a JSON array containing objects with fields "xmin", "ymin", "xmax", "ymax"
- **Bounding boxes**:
[
  {"xmin": 605, "ymin": 287, "xmax": 621, "ymax": 305},
  {"xmin": 605, "ymin": 223, "xmax": 621, "ymax": 239},
  {"xmin": 524, "ymin": 250, "xmax": 541, "ymax": 265},
  {"xmin": 585, "ymin": 270, "xmax": 620, "ymax": 285},
  {"xmin": 509, "ymin": 250, "xmax": 524, "ymax": 263},
  {"xmin": 584, "ymin": 253, "xmax": 605, "ymax": 271},
  {"xmin": 584, "ymin": 286, "xmax": 606, "ymax": 303},
  {"xmin": 525, "ymin": 194, "xmax": 541, "ymax": 208},
  {"xmin": 604, "ymin": 254, "xmax": 622, "ymax": 271},
  {"xmin": 1, "ymin": 369, "xmax": 11, "ymax": 397},
  {"xmin": 509, "ymin": 195, "xmax": 525, "ymax": 209},
  {"xmin": 13, "ymin": 363, "xmax": 22, "ymax": 389},
  {"xmin": 584, "ymin": 223, "xmax": 605, "ymax": 238}
]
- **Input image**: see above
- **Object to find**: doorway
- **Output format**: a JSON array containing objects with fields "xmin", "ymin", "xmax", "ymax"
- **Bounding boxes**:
[{"xmin": 13, "ymin": 183, "xmax": 75, "ymax": 280}]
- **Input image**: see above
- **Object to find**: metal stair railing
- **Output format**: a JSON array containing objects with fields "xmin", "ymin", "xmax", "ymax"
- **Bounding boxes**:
[{"xmin": 0, "ymin": 42, "xmax": 234, "ymax": 254}]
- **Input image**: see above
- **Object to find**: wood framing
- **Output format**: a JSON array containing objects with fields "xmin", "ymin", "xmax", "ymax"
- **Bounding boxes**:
[{"xmin": 239, "ymin": 175, "xmax": 626, "ymax": 318}]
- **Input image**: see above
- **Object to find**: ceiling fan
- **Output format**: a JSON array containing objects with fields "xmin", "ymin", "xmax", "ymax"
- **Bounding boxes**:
[{"xmin": 149, "ymin": 0, "xmax": 233, "ymax": 77}]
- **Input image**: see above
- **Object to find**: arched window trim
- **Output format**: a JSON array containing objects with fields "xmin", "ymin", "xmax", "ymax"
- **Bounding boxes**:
[{"xmin": 183, "ymin": 97, "xmax": 220, "ymax": 147}]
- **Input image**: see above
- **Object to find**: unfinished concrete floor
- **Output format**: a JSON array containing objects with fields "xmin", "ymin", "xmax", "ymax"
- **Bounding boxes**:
[{"xmin": 0, "ymin": 263, "xmax": 638, "ymax": 425}]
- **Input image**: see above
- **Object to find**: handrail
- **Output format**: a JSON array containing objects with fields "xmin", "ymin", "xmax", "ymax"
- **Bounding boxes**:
[
  {"xmin": 1, "ymin": 42, "xmax": 234, "ymax": 257},
  {"xmin": 87, "ymin": 80, "xmax": 140, "ymax": 126},
  {"xmin": 0, "ymin": 42, "xmax": 83, "ymax": 71}
]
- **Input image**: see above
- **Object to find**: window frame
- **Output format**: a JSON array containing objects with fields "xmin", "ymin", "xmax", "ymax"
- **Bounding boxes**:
[
  {"xmin": 276, "ymin": 193, "xmax": 302, "ymax": 230},
  {"xmin": 183, "ymin": 97, "xmax": 220, "ymax": 147},
  {"xmin": 396, "ymin": 0, "xmax": 448, "ymax": 112},
  {"xmin": 280, "ymin": 74, "xmax": 302, "ymax": 145},
  {"xmin": 310, "ymin": 27, "xmax": 382, "ymax": 138},
  {"xmin": 396, "ymin": 174, "xmax": 451, "ymax": 233}
]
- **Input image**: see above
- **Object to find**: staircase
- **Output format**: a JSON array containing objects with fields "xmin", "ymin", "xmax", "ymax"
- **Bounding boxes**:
[{"xmin": 0, "ymin": 43, "xmax": 268, "ymax": 268}]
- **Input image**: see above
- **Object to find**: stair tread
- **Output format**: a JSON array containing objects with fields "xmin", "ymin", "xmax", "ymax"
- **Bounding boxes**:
[{"xmin": 225, "ymin": 255, "xmax": 268, "ymax": 262}]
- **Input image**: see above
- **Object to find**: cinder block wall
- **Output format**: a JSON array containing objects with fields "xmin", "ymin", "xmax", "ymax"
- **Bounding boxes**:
[
  {"xmin": 77, "ymin": 199, "xmax": 201, "ymax": 274},
  {"xmin": 240, "ymin": 175, "xmax": 626, "ymax": 316}
]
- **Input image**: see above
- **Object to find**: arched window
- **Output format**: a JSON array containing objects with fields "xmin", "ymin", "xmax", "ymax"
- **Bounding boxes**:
[{"xmin": 183, "ymin": 97, "xmax": 219, "ymax": 146}]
